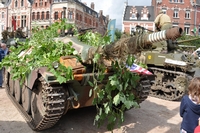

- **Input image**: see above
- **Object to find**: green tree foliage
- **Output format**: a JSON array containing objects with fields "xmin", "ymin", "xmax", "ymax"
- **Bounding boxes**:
[
  {"xmin": 177, "ymin": 32, "xmax": 200, "ymax": 48},
  {"xmin": 80, "ymin": 31, "xmax": 141, "ymax": 131},
  {"xmin": 1, "ymin": 19, "xmax": 76, "ymax": 83},
  {"xmin": 114, "ymin": 28, "xmax": 122, "ymax": 41}
]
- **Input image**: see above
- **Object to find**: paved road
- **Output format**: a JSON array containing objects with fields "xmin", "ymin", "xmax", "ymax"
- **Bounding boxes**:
[{"xmin": 0, "ymin": 88, "xmax": 182, "ymax": 133}]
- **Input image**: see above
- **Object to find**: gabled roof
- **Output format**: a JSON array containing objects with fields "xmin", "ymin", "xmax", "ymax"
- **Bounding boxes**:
[{"xmin": 123, "ymin": 6, "xmax": 155, "ymax": 22}]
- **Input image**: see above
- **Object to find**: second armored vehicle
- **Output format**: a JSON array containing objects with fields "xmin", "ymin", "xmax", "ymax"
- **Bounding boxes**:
[{"xmin": 135, "ymin": 26, "xmax": 200, "ymax": 101}]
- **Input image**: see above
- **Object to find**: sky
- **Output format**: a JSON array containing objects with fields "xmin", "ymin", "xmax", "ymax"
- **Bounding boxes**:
[{"xmin": 83, "ymin": 0, "xmax": 151, "ymax": 29}]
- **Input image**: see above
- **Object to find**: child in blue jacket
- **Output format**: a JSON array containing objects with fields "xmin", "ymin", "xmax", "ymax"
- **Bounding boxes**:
[{"xmin": 180, "ymin": 77, "xmax": 200, "ymax": 133}]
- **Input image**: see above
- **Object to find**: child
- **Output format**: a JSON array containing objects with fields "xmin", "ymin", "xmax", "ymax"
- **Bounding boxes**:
[{"xmin": 180, "ymin": 77, "xmax": 200, "ymax": 133}]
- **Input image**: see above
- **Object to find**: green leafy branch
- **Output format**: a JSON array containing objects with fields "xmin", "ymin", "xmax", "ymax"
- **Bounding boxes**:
[
  {"xmin": 80, "ymin": 31, "xmax": 141, "ymax": 131},
  {"xmin": 1, "ymin": 19, "xmax": 76, "ymax": 83}
]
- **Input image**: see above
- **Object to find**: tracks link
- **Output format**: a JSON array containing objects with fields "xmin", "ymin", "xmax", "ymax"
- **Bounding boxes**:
[
  {"xmin": 148, "ymin": 67, "xmax": 191, "ymax": 101},
  {"xmin": 137, "ymin": 78, "xmax": 151, "ymax": 103},
  {"xmin": 5, "ymin": 76, "xmax": 66, "ymax": 131}
]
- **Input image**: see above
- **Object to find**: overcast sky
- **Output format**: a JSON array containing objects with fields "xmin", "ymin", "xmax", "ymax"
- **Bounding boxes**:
[{"xmin": 82, "ymin": 0, "xmax": 151, "ymax": 29}]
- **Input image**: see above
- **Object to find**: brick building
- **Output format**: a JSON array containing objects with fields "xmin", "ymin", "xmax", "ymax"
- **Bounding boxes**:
[
  {"xmin": 0, "ymin": 3, "xmax": 7, "ymax": 39},
  {"xmin": 152, "ymin": 0, "xmax": 200, "ymax": 35},
  {"xmin": 122, "ymin": 2, "xmax": 155, "ymax": 34},
  {"xmin": 0, "ymin": 0, "xmax": 108, "ymax": 39}
]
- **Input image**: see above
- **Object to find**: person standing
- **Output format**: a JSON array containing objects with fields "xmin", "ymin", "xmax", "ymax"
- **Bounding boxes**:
[
  {"xmin": 0, "ymin": 43, "xmax": 9, "ymax": 88},
  {"xmin": 154, "ymin": 10, "xmax": 172, "ymax": 31},
  {"xmin": 180, "ymin": 77, "xmax": 200, "ymax": 133},
  {"xmin": 154, "ymin": 10, "xmax": 173, "ymax": 53}
]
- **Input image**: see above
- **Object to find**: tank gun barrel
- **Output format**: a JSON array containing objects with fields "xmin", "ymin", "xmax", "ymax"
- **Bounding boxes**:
[
  {"xmin": 102, "ymin": 27, "xmax": 183, "ymax": 60},
  {"xmin": 60, "ymin": 27, "xmax": 183, "ymax": 64},
  {"xmin": 176, "ymin": 37, "xmax": 200, "ymax": 44}
]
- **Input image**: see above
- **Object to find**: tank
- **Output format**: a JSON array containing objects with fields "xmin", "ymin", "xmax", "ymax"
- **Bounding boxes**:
[
  {"xmin": 3, "ymin": 26, "xmax": 182, "ymax": 131},
  {"xmin": 135, "ymin": 26, "xmax": 200, "ymax": 101}
]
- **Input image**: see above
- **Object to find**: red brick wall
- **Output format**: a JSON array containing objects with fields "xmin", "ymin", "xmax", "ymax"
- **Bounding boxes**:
[{"xmin": 153, "ymin": 1, "xmax": 199, "ymax": 35}]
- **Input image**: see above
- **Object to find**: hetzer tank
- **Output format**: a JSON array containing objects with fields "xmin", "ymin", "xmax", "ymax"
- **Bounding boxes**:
[{"xmin": 2, "ymin": 22, "xmax": 183, "ymax": 131}]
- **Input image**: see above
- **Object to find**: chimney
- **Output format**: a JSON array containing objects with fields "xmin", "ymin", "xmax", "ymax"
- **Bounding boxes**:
[
  {"xmin": 99, "ymin": 10, "xmax": 103, "ymax": 16},
  {"xmin": 106, "ymin": 15, "xmax": 109, "ymax": 20},
  {"xmin": 91, "ymin": 2, "xmax": 94, "ymax": 10}
]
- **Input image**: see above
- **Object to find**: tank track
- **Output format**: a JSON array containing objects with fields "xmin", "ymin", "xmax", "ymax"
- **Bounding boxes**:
[
  {"xmin": 5, "ymin": 76, "xmax": 66, "ymax": 131},
  {"xmin": 148, "ymin": 67, "xmax": 192, "ymax": 101},
  {"xmin": 135, "ymin": 77, "xmax": 151, "ymax": 103}
]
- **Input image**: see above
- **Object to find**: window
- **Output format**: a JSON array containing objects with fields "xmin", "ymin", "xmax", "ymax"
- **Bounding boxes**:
[
  {"xmin": 185, "ymin": 10, "xmax": 190, "ymax": 19},
  {"xmin": 2, "ymin": 12, "xmax": 4, "ymax": 18},
  {"xmin": 1, "ymin": 25, "xmax": 4, "ymax": 32},
  {"xmin": 80, "ymin": 15, "xmax": 82, "ymax": 21},
  {"xmin": 15, "ymin": 0, "xmax": 18, "ymax": 7},
  {"xmin": 174, "ymin": 0, "xmax": 178, "ymax": 2},
  {"xmin": 173, "ymin": 10, "xmax": 179, "ymax": 18},
  {"xmin": 130, "ymin": 14, "xmax": 137, "ymax": 20},
  {"xmin": 21, "ymin": 0, "xmax": 24, "ymax": 6},
  {"xmin": 180, "ymin": 0, "xmax": 183, "ymax": 3},
  {"xmin": 46, "ymin": 11, "xmax": 49, "ymax": 19},
  {"xmin": 35, "ymin": 3, "xmax": 37, "ymax": 7},
  {"xmin": 85, "ymin": 17, "xmax": 87, "ymax": 23},
  {"xmin": 184, "ymin": 27, "xmax": 190, "ymax": 35},
  {"xmin": 45, "ymin": 2, "xmax": 47, "ymax": 6},
  {"xmin": 54, "ymin": 12, "xmax": 58, "ymax": 20},
  {"xmin": 169, "ymin": 0, "xmax": 172, "ymax": 2},
  {"xmin": 89, "ymin": 19, "xmax": 91, "ymax": 25},
  {"xmin": 41, "ymin": 12, "xmax": 44, "ymax": 20},
  {"xmin": 39, "ymin": 0, "xmax": 43, "ymax": 6},
  {"xmin": 21, "ymin": 15, "xmax": 26, "ymax": 27},
  {"xmin": 68, "ymin": 11, "xmax": 73, "ymax": 19},
  {"xmin": 76, "ymin": 13, "xmax": 78, "ymax": 20},
  {"xmin": 162, "ymin": 9, "xmax": 167, "ymax": 14},
  {"xmin": 141, "ymin": 14, "xmax": 148, "ymax": 20},
  {"xmin": 37, "ymin": 12, "xmax": 40, "ymax": 20},
  {"xmin": 32, "ymin": 12, "xmax": 35, "ymax": 20}
]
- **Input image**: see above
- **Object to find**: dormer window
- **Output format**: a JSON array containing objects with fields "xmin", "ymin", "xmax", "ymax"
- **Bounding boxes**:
[
  {"xmin": 130, "ymin": 7, "xmax": 138, "ymax": 20},
  {"xmin": 141, "ymin": 7, "xmax": 149, "ymax": 20}
]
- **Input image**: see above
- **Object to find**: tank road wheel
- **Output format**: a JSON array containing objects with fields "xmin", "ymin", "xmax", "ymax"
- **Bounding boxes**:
[
  {"xmin": 14, "ymin": 80, "xmax": 22, "ymax": 103},
  {"xmin": 31, "ymin": 86, "xmax": 45, "ymax": 128},
  {"xmin": 8, "ymin": 75, "xmax": 15, "ymax": 96},
  {"xmin": 22, "ymin": 85, "xmax": 32, "ymax": 113},
  {"xmin": 31, "ymin": 77, "xmax": 66, "ymax": 130}
]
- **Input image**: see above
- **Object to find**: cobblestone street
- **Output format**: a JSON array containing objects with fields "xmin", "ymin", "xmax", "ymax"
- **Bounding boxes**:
[{"xmin": 0, "ymin": 88, "xmax": 182, "ymax": 133}]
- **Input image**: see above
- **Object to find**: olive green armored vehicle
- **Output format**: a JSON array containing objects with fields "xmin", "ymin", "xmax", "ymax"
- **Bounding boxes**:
[
  {"xmin": 135, "ymin": 26, "xmax": 200, "ymax": 101},
  {"xmin": 3, "ymin": 26, "xmax": 182, "ymax": 131}
]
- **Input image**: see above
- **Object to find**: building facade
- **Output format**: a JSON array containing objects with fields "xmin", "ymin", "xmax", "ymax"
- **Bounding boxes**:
[
  {"xmin": 0, "ymin": 0, "xmax": 108, "ymax": 39},
  {"xmin": 122, "ymin": 2, "xmax": 155, "ymax": 34},
  {"xmin": 152, "ymin": 0, "xmax": 200, "ymax": 35}
]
